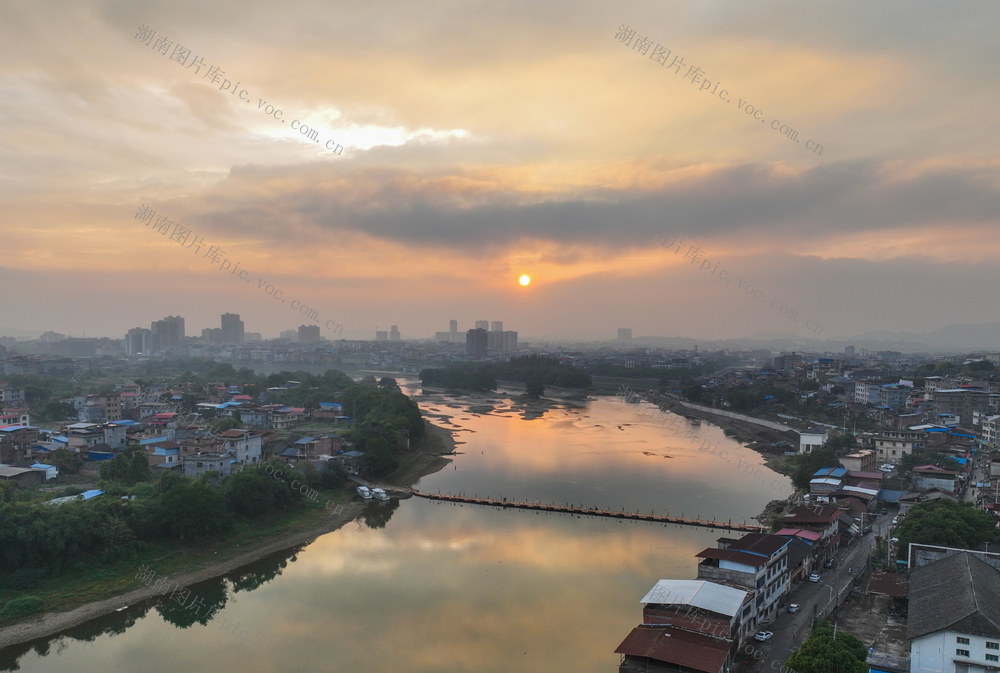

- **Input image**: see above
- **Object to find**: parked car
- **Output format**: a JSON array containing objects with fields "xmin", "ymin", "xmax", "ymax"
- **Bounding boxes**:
[
  {"xmin": 823, "ymin": 558, "xmax": 834, "ymax": 568},
  {"xmin": 755, "ymin": 631, "xmax": 774, "ymax": 642},
  {"xmin": 809, "ymin": 572, "xmax": 821, "ymax": 582},
  {"xmin": 891, "ymin": 517, "xmax": 898, "ymax": 526},
  {"xmin": 787, "ymin": 604, "xmax": 801, "ymax": 614}
]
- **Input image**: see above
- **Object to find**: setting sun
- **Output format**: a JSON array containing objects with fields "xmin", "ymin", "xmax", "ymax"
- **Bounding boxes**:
[{"xmin": 519, "ymin": 274, "xmax": 531, "ymax": 286}]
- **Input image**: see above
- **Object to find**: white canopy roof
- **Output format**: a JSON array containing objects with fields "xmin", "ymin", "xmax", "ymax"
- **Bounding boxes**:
[{"xmin": 640, "ymin": 579, "xmax": 747, "ymax": 617}]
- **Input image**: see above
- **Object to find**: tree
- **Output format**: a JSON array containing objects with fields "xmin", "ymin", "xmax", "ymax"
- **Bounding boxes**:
[
  {"xmin": 49, "ymin": 447, "xmax": 84, "ymax": 475},
  {"xmin": 785, "ymin": 626, "xmax": 868, "ymax": 673},
  {"xmin": 158, "ymin": 479, "xmax": 231, "ymax": 539},
  {"xmin": 525, "ymin": 373, "xmax": 545, "ymax": 398},
  {"xmin": 99, "ymin": 449, "xmax": 151, "ymax": 486},
  {"xmin": 896, "ymin": 499, "xmax": 998, "ymax": 557},
  {"xmin": 791, "ymin": 445, "xmax": 843, "ymax": 491}
]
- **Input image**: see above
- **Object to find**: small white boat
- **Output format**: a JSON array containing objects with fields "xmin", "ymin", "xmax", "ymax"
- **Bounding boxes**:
[
  {"xmin": 356, "ymin": 485, "xmax": 372, "ymax": 499},
  {"xmin": 371, "ymin": 487, "xmax": 390, "ymax": 501}
]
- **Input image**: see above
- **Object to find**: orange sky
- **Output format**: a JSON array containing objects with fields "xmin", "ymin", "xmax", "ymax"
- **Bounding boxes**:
[{"xmin": 2, "ymin": 1, "xmax": 999, "ymax": 342}]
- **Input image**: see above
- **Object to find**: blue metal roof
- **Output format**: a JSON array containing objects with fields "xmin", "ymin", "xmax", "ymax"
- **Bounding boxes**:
[
  {"xmin": 280, "ymin": 447, "xmax": 300, "ymax": 457},
  {"xmin": 81, "ymin": 489, "xmax": 103, "ymax": 500},
  {"xmin": 295, "ymin": 436, "xmax": 315, "ymax": 444}
]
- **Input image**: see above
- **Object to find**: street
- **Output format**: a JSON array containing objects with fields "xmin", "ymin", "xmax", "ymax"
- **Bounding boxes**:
[{"xmin": 744, "ymin": 510, "xmax": 891, "ymax": 672}]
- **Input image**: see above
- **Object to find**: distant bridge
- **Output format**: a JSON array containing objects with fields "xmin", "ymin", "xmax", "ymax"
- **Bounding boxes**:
[{"xmin": 410, "ymin": 490, "xmax": 765, "ymax": 532}]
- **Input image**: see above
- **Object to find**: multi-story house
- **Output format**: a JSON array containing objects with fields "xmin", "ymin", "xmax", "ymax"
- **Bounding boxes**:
[
  {"xmin": 695, "ymin": 533, "xmax": 790, "ymax": 622},
  {"xmin": 220, "ymin": 428, "xmax": 262, "ymax": 465},
  {"xmin": 934, "ymin": 388, "xmax": 992, "ymax": 427},
  {"xmin": 798, "ymin": 427, "xmax": 829, "ymax": 455},
  {"xmin": 615, "ymin": 579, "xmax": 755, "ymax": 673},
  {"xmin": 873, "ymin": 430, "xmax": 926, "ymax": 463}
]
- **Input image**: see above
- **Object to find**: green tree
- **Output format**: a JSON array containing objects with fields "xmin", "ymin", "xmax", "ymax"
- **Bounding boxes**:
[
  {"xmin": 896, "ymin": 499, "xmax": 998, "ymax": 557},
  {"xmin": 49, "ymin": 447, "xmax": 84, "ymax": 475},
  {"xmin": 791, "ymin": 445, "xmax": 843, "ymax": 491},
  {"xmin": 158, "ymin": 479, "xmax": 231, "ymax": 539},
  {"xmin": 525, "ymin": 373, "xmax": 545, "ymax": 397},
  {"xmin": 99, "ymin": 449, "xmax": 151, "ymax": 486},
  {"xmin": 785, "ymin": 626, "xmax": 868, "ymax": 673}
]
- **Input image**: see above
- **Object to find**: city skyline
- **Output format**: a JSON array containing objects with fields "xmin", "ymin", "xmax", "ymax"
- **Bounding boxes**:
[{"xmin": 2, "ymin": 2, "xmax": 999, "ymax": 344}]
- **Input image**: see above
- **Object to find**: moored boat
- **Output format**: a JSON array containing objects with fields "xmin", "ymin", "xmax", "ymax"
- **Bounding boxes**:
[
  {"xmin": 371, "ymin": 487, "xmax": 390, "ymax": 501},
  {"xmin": 356, "ymin": 485, "xmax": 372, "ymax": 499}
]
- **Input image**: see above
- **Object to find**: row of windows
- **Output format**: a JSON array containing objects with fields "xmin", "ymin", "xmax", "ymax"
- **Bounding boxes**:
[{"xmin": 956, "ymin": 636, "xmax": 999, "ymax": 649}]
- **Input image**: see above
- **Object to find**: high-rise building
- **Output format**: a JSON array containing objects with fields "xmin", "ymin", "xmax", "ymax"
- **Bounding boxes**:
[
  {"xmin": 488, "ymin": 330, "xmax": 518, "ymax": 353},
  {"xmin": 466, "ymin": 328, "xmax": 488, "ymax": 357},
  {"xmin": 490, "ymin": 321, "xmax": 503, "ymax": 332},
  {"xmin": 298, "ymin": 325, "xmax": 321, "ymax": 343},
  {"xmin": 280, "ymin": 329, "xmax": 298, "ymax": 341},
  {"xmin": 617, "ymin": 328, "xmax": 632, "ymax": 344},
  {"xmin": 389, "ymin": 325, "xmax": 401, "ymax": 341},
  {"xmin": 221, "ymin": 313, "xmax": 244, "ymax": 343},
  {"xmin": 375, "ymin": 330, "xmax": 389, "ymax": 341},
  {"xmin": 151, "ymin": 315, "xmax": 185, "ymax": 348},
  {"xmin": 475, "ymin": 320, "xmax": 489, "ymax": 331},
  {"xmin": 125, "ymin": 327, "xmax": 155, "ymax": 355},
  {"xmin": 202, "ymin": 327, "xmax": 223, "ymax": 342}
]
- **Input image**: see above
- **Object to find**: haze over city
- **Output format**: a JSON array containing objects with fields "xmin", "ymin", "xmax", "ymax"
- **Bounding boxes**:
[{"xmin": 2, "ymin": 1, "xmax": 999, "ymax": 344}]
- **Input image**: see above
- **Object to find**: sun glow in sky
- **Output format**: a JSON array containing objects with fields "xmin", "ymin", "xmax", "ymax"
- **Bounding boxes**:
[
  {"xmin": 2, "ymin": 2, "xmax": 1000, "ymax": 343},
  {"xmin": 519, "ymin": 275, "xmax": 531, "ymax": 287}
]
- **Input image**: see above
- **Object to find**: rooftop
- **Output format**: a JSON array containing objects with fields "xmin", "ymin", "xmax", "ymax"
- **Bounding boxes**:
[{"xmin": 907, "ymin": 552, "xmax": 1000, "ymax": 640}]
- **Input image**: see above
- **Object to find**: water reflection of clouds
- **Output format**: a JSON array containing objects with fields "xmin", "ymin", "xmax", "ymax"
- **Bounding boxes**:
[{"xmin": 242, "ymin": 504, "xmax": 723, "ymax": 673}]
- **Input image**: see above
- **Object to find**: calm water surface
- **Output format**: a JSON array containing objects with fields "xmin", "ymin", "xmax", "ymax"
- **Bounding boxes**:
[{"xmin": 1, "ymin": 382, "xmax": 790, "ymax": 673}]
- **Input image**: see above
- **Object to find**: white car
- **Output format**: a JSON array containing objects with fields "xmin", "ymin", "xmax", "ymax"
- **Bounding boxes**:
[
  {"xmin": 788, "ymin": 604, "xmax": 801, "ymax": 614},
  {"xmin": 755, "ymin": 631, "xmax": 774, "ymax": 642},
  {"xmin": 809, "ymin": 572, "xmax": 821, "ymax": 582}
]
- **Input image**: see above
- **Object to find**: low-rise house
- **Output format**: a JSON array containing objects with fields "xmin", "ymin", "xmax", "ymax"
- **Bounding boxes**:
[
  {"xmin": 908, "ymin": 552, "xmax": 1000, "ymax": 673},
  {"xmin": 183, "ymin": 452, "xmax": 232, "ymax": 479},
  {"xmin": 0, "ymin": 465, "xmax": 44, "ymax": 486},
  {"xmin": 798, "ymin": 427, "xmax": 829, "ymax": 455},
  {"xmin": 841, "ymin": 450, "xmax": 877, "ymax": 473},
  {"xmin": 912, "ymin": 465, "xmax": 960, "ymax": 492},
  {"xmin": 899, "ymin": 488, "xmax": 956, "ymax": 515}
]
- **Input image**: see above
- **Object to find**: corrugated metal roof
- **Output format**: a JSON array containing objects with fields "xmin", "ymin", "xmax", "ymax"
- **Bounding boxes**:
[
  {"xmin": 615, "ymin": 625, "xmax": 730, "ymax": 673},
  {"xmin": 640, "ymin": 580, "xmax": 748, "ymax": 616}
]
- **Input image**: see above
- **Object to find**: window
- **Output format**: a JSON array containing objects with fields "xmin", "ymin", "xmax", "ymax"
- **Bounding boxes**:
[
  {"xmin": 957, "ymin": 637, "xmax": 970, "ymax": 645},
  {"xmin": 988, "ymin": 655, "xmax": 1000, "ymax": 663},
  {"xmin": 988, "ymin": 642, "xmax": 999, "ymax": 650},
  {"xmin": 956, "ymin": 649, "xmax": 970, "ymax": 657}
]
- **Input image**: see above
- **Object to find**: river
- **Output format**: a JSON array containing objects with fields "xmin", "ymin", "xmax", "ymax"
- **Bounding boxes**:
[{"xmin": 0, "ymin": 380, "xmax": 790, "ymax": 673}]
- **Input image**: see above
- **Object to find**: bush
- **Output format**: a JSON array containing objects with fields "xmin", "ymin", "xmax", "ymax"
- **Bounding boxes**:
[
  {"xmin": 1, "ymin": 567, "xmax": 47, "ymax": 590},
  {"xmin": 0, "ymin": 596, "xmax": 45, "ymax": 621}
]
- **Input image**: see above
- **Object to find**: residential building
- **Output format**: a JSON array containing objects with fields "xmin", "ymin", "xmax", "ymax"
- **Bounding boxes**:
[
  {"xmin": 872, "ymin": 430, "xmax": 926, "ymax": 463},
  {"xmin": 908, "ymin": 552, "xmax": 1000, "ymax": 673},
  {"xmin": 912, "ymin": 465, "xmax": 960, "ymax": 493},
  {"xmin": 298, "ymin": 324, "xmax": 321, "ymax": 343},
  {"xmin": 841, "ymin": 450, "xmax": 877, "ymax": 473},
  {"xmin": 183, "ymin": 452, "xmax": 232, "ymax": 479},
  {"xmin": 615, "ymin": 579, "xmax": 754, "ymax": 673},
  {"xmin": 150, "ymin": 315, "xmax": 185, "ymax": 348},
  {"xmin": 221, "ymin": 313, "xmax": 245, "ymax": 344},
  {"xmin": 934, "ymin": 388, "xmax": 991, "ymax": 426},
  {"xmin": 0, "ymin": 384, "xmax": 26, "ymax": 405},
  {"xmin": 220, "ymin": 428, "xmax": 262, "ymax": 465},
  {"xmin": 466, "ymin": 328, "xmax": 488, "ymax": 357},
  {"xmin": 695, "ymin": 533, "xmax": 790, "ymax": 621},
  {"xmin": 798, "ymin": 427, "xmax": 829, "ymax": 454},
  {"xmin": 0, "ymin": 408, "xmax": 30, "ymax": 426}
]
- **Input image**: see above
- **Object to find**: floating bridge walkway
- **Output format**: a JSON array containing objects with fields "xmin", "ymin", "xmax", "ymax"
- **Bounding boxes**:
[{"xmin": 410, "ymin": 489, "xmax": 765, "ymax": 532}]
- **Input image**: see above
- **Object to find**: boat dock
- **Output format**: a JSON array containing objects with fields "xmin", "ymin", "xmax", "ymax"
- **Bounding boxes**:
[{"xmin": 410, "ymin": 489, "xmax": 765, "ymax": 532}]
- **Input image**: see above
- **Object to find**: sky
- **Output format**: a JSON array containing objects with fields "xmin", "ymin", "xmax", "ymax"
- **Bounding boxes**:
[{"xmin": 2, "ymin": 1, "xmax": 999, "ymax": 343}]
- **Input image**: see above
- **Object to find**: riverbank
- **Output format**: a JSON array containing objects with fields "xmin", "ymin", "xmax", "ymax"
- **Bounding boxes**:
[
  {"xmin": 648, "ymin": 392, "xmax": 799, "ymax": 475},
  {"xmin": 0, "ymin": 421, "xmax": 457, "ymax": 650}
]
